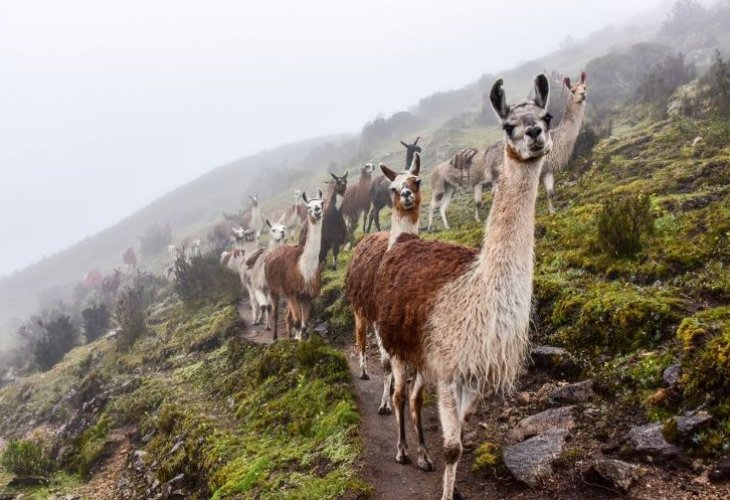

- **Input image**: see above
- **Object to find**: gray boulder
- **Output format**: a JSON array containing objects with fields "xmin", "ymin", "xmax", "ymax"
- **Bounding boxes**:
[
  {"xmin": 550, "ymin": 380, "xmax": 594, "ymax": 403},
  {"xmin": 509, "ymin": 406, "xmax": 575, "ymax": 442},
  {"xmin": 624, "ymin": 423, "xmax": 680, "ymax": 461},
  {"xmin": 503, "ymin": 428, "xmax": 568, "ymax": 486},
  {"xmin": 588, "ymin": 458, "xmax": 645, "ymax": 491}
]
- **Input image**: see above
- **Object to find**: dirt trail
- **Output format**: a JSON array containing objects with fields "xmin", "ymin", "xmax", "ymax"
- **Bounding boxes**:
[{"xmin": 77, "ymin": 427, "xmax": 133, "ymax": 500}]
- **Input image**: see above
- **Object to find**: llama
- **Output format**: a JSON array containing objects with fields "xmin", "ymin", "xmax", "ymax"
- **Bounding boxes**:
[
  {"xmin": 264, "ymin": 189, "xmax": 325, "ymax": 340},
  {"xmin": 242, "ymin": 194, "xmax": 265, "ymax": 238},
  {"xmin": 374, "ymin": 75, "xmax": 553, "ymax": 498},
  {"xmin": 281, "ymin": 190, "xmax": 307, "ymax": 237},
  {"xmin": 345, "ymin": 154, "xmax": 422, "ymax": 415},
  {"xmin": 341, "ymin": 163, "xmax": 375, "ymax": 242},
  {"xmin": 220, "ymin": 227, "xmax": 260, "ymax": 318},
  {"xmin": 365, "ymin": 174, "xmax": 392, "ymax": 232},
  {"xmin": 400, "ymin": 137, "xmax": 422, "ymax": 168},
  {"xmin": 300, "ymin": 171, "xmax": 348, "ymax": 269},
  {"xmin": 245, "ymin": 217, "xmax": 288, "ymax": 330},
  {"xmin": 427, "ymin": 72, "xmax": 587, "ymax": 230}
]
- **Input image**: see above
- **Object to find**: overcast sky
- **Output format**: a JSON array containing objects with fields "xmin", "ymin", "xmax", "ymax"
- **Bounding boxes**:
[{"xmin": 0, "ymin": 0, "xmax": 665, "ymax": 277}]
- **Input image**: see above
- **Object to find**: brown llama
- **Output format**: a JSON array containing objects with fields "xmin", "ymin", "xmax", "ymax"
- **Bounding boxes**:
[
  {"xmin": 264, "ymin": 189, "xmax": 325, "ymax": 340},
  {"xmin": 341, "ymin": 163, "xmax": 375, "ymax": 243},
  {"xmin": 299, "ymin": 171, "xmax": 348, "ymax": 269},
  {"xmin": 345, "ymin": 154, "xmax": 422, "ymax": 415},
  {"xmin": 374, "ymin": 75, "xmax": 554, "ymax": 499}
]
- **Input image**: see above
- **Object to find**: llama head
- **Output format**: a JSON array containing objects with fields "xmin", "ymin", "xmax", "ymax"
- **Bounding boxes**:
[
  {"xmin": 302, "ymin": 189, "xmax": 324, "ymax": 223},
  {"xmin": 231, "ymin": 226, "xmax": 245, "ymax": 240},
  {"xmin": 248, "ymin": 194, "xmax": 259, "ymax": 207},
  {"xmin": 381, "ymin": 152, "xmax": 422, "ymax": 212},
  {"xmin": 490, "ymin": 74, "xmax": 553, "ymax": 161},
  {"xmin": 563, "ymin": 71, "xmax": 587, "ymax": 104},
  {"xmin": 329, "ymin": 171, "xmax": 348, "ymax": 197},
  {"xmin": 361, "ymin": 163, "xmax": 375, "ymax": 176},
  {"xmin": 265, "ymin": 218, "xmax": 287, "ymax": 243},
  {"xmin": 243, "ymin": 229, "xmax": 257, "ymax": 243},
  {"xmin": 292, "ymin": 189, "xmax": 303, "ymax": 204}
]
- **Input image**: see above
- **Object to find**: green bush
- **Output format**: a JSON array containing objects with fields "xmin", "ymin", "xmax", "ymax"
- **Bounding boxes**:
[
  {"xmin": 81, "ymin": 302, "xmax": 111, "ymax": 343},
  {"xmin": 33, "ymin": 313, "xmax": 79, "ymax": 371},
  {"xmin": 115, "ymin": 273, "xmax": 152, "ymax": 351},
  {"xmin": 597, "ymin": 193, "xmax": 654, "ymax": 258},
  {"xmin": 172, "ymin": 252, "xmax": 240, "ymax": 308},
  {"xmin": 1, "ymin": 439, "xmax": 53, "ymax": 478}
]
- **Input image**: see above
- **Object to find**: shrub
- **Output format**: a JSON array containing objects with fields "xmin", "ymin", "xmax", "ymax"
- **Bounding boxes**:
[
  {"xmin": 33, "ymin": 313, "xmax": 78, "ymax": 371},
  {"xmin": 172, "ymin": 252, "xmax": 240, "ymax": 308},
  {"xmin": 115, "ymin": 273, "xmax": 152, "ymax": 351},
  {"xmin": 1, "ymin": 438, "xmax": 53, "ymax": 478},
  {"xmin": 697, "ymin": 51, "xmax": 730, "ymax": 116},
  {"xmin": 139, "ymin": 223, "xmax": 173, "ymax": 258},
  {"xmin": 597, "ymin": 193, "xmax": 654, "ymax": 258},
  {"xmin": 81, "ymin": 303, "xmax": 111, "ymax": 343}
]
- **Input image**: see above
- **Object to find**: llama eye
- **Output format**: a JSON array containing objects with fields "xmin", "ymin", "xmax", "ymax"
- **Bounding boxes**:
[
  {"xmin": 544, "ymin": 113, "xmax": 553, "ymax": 126},
  {"xmin": 414, "ymin": 179, "xmax": 421, "ymax": 187},
  {"xmin": 503, "ymin": 123, "xmax": 515, "ymax": 135},
  {"xmin": 391, "ymin": 187, "xmax": 398, "ymax": 194}
]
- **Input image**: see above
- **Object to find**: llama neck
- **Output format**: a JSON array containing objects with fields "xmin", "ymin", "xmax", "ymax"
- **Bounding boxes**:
[
  {"xmin": 334, "ymin": 192, "xmax": 344, "ymax": 211},
  {"xmin": 556, "ymin": 101, "xmax": 586, "ymax": 152},
  {"xmin": 251, "ymin": 205, "xmax": 261, "ymax": 225},
  {"xmin": 388, "ymin": 209, "xmax": 419, "ymax": 249},
  {"xmin": 298, "ymin": 219, "xmax": 322, "ymax": 283},
  {"xmin": 268, "ymin": 238, "xmax": 284, "ymax": 250}
]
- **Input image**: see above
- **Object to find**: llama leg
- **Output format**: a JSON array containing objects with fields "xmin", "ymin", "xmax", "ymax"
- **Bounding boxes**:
[
  {"xmin": 286, "ymin": 303, "xmax": 300, "ymax": 338},
  {"xmin": 374, "ymin": 208, "xmax": 382, "ymax": 232},
  {"xmin": 271, "ymin": 293, "xmax": 279, "ymax": 341},
  {"xmin": 332, "ymin": 244, "xmax": 339, "ymax": 270},
  {"xmin": 543, "ymin": 171, "xmax": 556, "ymax": 214},
  {"xmin": 438, "ymin": 381, "xmax": 463, "ymax": 500},
  {"xmin": 365, "ymin": 207, "xmax": 374, "ymax": 233},
  {"xmin": 298, "ymin": 300, "xmax": 312, "ymax": 340},
  {"xmin": 428, "ymin": 191, "xmax": 440, "ymax": 232},
  {"xmin": 392, "ymin": 356, "xmax": 409, "ymax": 464},
  {"xmin": 374, "ymin": 328, "xmax": 392, "ymax": 415},
  {"xmin": 410, "ymin": 371, "xmax": 433, "ymax": 471},
  {"xmin": 355, "ymin": 313, "xmax": 369, "ymax": 380},
  {"xmin": 473, "ymin": 183, "xmax": 484, "ymax": 222},
  {"xmin": 440, "ymin": 186, "xmax": 454, "ymax": 231}
]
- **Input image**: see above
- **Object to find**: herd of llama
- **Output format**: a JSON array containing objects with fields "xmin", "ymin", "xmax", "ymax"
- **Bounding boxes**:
[{"xmin": 213, "ymin": 72, "xmax": 585, "ymax": 498}]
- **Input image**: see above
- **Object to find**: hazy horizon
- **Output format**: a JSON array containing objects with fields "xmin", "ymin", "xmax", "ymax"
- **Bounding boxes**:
[{"xmin": 0, "ymin": 0, "xmax": 666, "ymax": 277}]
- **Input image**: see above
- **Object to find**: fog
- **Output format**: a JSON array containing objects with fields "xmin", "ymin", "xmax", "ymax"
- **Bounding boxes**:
[{"xmin": 0, "ymin": 0, "xmax": 664, "ymax": 277}]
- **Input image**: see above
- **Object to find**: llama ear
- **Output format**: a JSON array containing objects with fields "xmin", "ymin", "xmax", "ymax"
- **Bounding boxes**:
[
  {"xmin": 534, "ymin": 74, "xmax": 549, "ymax": 109},
  {"xmin": 330, "ymin": 172, "xmax": 338, "ymax": 182},
  {"xmin": 343, "ymin": 169, "xmax": 349, "ymax": 179},
  {"xmin": 265, "ymin": 218, "xmax": 272, "ymax": 228},
  {"xmin": 277, "ymin": 212, "xmax": 286, "ymax": 224},
  {"xmin": 317, "ymin": 188, "xmax": 323, "ymax": 199},
  {"xmin": 302, "ymin": 191, "xmax": 310, "ymax": 204},
  {"xmin": 563, "ymin": 76, "xmax": 571, "ymax": 89},
  {"xmin": 409, "ymin": 152, "xmax": 421, "ymax": 176},
  {"xmin": 490, "ymin": 78, "xmax": 509, "ymax": 119},
  {"xmin": 580, "ymin": 71, "xmax": 586, "ymax": 84},
  {"xmin": 380, "ymin": 164, "xmax": 398, "ymax": 181}
]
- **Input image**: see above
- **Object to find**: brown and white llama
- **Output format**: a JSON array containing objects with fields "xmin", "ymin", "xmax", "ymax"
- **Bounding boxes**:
[
  {"xmin": 300, "ymin": 171, "xmax": 348, "ymax": 269},
  {"xmin": 345, "ymin": 154, "xmax": 422, "ymax": 415},
  {"xmin": 427, "ymin": 72, "xmax": 587, "ymax": 230},
  {"xmin": 374, "ymin": 75, "xmax": 553, "ymax": 499},
  {"xmin": 264, "ymin": 189, "xmax": 325, "ymax": 340},
  {"xmin": 281, "ymin": 190, "xmax": 307, "ymax": 238},
  {"xmin": 245, "ymin": 216, "xmax": 288, "ymax": 330},
  {"xmin": 221, "ymin": 227, "xmax": 259, "ymax": 318},
  {"xmin": 341, "ymin": 163, "xmax": 375, "ymax": 242}
]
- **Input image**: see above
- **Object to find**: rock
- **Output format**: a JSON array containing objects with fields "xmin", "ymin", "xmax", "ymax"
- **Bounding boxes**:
[
  {"xmin": 663, "ymin": 364, "xmax": 681, "ymax": 387},
  {"xmin": 550, "ymin": 380, "xmax": 593, "ymax": 403},
  {"xmin": 509, "ymin": 406, "xmax": 575, "ymax": 442},
  {"xmin": 624, "ymin": 423, "xmax": 680, "ymax": 461},
  {"xmin": 708, "ymin": 455, "xmax": 730, "ymax": 482},
  {"xmin": 530, "ymin": 345, "xmax": 579, "ymax": 377},
  {"xmin": 117, "ymin": 477, "xmax": 131, "ymax": 489},
  {"xmin": 646, "ymin": 388, "xmax": 667, "ymax": 406},
  {"xmin": 587, "ymin": 458, "xmax": 645, "ymax": 491},
  {"xmin": 514, "ymin": 391, "xmax": 531, "ymax": 405},
  {"xmin": 675, "ymin": 411, "xmax": 712, "ymax": 437},
  {"xmin": 503, "ymin": 428, "xmax": 568, "ymax": 486}
]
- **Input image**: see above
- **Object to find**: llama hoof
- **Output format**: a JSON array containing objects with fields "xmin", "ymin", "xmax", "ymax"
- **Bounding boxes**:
[
  {"xmin": 417, "ymin": 455, "xmax": 434, "ymax": 472},
  {"xmin": 452, "ymin": 487, "xmax": 463, "ymax": 500},
  {"xmin": 360, "ymin": 372, "xmax": 370, "ymax": 381},
  {"xmin": 265, "ymin": 325, "xmax": 271, "ymax": 331},
  {"xmin": 395, "ymin": 453, "xmax": 410, "ymax": 465},
  {"xmin": 377, "ymin": 405, "xmax": 392, "ymax": 415}
]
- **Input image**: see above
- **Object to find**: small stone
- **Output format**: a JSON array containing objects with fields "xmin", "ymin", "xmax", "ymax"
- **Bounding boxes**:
[
  {"xmin": 708, "ymin": 455, "xmax": 730, "ymax": 483},
  {"xmin": 675, "ymin": 411, "xmax": 712, "ymax": 437},
  {"xmin": 514, "ymin": 391, "xmax": 531, "ymax": 405},
  {"xmin": 646, "ymin": 388, "xmax": 667, "ymax": 406},
  {"xmin": 509, "ymin": 406, "xmax": 575, "ymax": 442},
  {"xmin": 550, "ymin": 380, "xmax": 594, "ymax": 403},
  {"xmin": 117, "ymin": 477, "xmax": 131, "ymax": 489},
  {"xmin": 530, "ymin": 346, "xmax": 579, "ymax": 378},
  {"xmin": 624, "ymin": 423, "xmax": 680, "ymax": 461},
  {"xmin": 587, "ymin": 458, "xmax": 645, "ymax": 491},
  {"xmin": 503, "ymin": 428, "xmax": 568, "ymax": 486},
  {"xmin": 170, "ymin": 440, "xmax": 184, "ymax": 454},
  {"xmin": 663, "ymin": 364, "xmax": 681, "ymax": 387}
]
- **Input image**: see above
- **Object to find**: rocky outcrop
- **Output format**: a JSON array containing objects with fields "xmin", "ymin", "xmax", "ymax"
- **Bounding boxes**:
[
  {"xmin": 549, "ymin": 380, "xmax": 594, "ymax": 403},
  {"xmin": 623, "ymin": 423, "xmax": 680, "ymax": 461},
  {"xmin": 587, "ymin": 458, "xmax": 646, "ymax": 491}
]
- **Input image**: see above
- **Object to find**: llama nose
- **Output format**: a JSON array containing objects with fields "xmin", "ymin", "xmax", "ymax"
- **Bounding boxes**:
[{"xmin": 525, "ymin": 126, "xmax": 541, "ymax": 139}]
